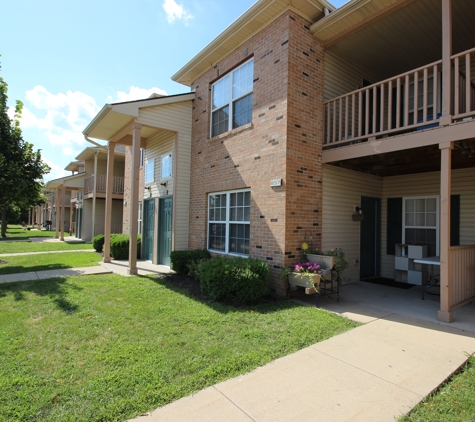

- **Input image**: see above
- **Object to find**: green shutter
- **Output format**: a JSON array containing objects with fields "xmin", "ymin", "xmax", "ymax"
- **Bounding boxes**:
[
  {"xmin": 387, "ymin": 198, "xmax": 403, "ymax": 255},
  {"xmin": 451, "ymin": 195, "xmax": 460, "ymax": 247}
]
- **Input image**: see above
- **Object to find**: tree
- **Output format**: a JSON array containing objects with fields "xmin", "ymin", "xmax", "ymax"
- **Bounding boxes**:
[{"xmin": 0, "ymin": 59, "xmax": 50, "ymax": 237}]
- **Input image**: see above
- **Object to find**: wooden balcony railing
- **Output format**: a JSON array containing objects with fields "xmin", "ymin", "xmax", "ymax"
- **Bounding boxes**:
[
  {"xmin": 324, "ymin": 47, "xmax": 475, "ymax": 148},
  {"xmin": 449, "ymin": 245, "xmax": 475, "ymax": 311},
  {"xmin": 84, "ymin": 175, "xmax": 125, "ymax": 195}
]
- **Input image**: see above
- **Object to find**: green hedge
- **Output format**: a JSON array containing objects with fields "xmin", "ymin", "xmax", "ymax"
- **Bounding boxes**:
[
  {"xmin": 199, "ymin": 256, "xmax": 270, "ymax": 304},
  {"xmin": 92, "ymin": 234, "xmax": 105, "ymax": 253},
  {"xmin": 110, "ymin": 234, "xmax": 141, "ymax": 260},
  {"xmin": 170, "ymin": 249, "xmax": 211, "ymax": 278}
]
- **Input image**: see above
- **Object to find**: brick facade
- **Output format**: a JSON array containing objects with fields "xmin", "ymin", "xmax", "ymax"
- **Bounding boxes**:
[{"xmin": 188, "ymin": 11, "xmax": 324, "ymax": 296}]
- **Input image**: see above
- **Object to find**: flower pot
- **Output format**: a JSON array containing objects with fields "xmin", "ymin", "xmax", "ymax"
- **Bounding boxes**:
[
  {"xmin": 288, "ymin": 272, "xmax": 321, "ymax": 293},
  {"xmin": 306, "ymin": 254, "xmax": 336, "ymax": 271}
]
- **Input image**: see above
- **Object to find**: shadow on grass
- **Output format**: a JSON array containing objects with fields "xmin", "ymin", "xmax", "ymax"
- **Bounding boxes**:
[
  {"xmin": 146, "ymin": 273, "xmax": 305, "ymax": 315},
  {"xmin": 0, "ymin": 277, "xmax": 81, "ymax": 313},
  {"xmin": 0, "ymin": 264, "xmax": 77, "ymax": 276}
]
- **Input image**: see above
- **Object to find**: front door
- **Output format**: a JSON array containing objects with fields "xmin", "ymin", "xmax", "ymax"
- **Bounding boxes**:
[
  {"xmin": 143, "ymin": 199, "xmax": 155, "ymax": 261},
  {"xmin": 159, "ymin": 197, "xmax": 173, "ymax": 266},
  {"xmin": 360, "ymin": 196, "xmax": 381, "ymax": 279}
]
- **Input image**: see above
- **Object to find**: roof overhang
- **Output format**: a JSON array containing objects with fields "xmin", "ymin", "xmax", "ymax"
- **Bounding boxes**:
[
  {"xmin": 172, "ymin": 0, "xmax": 335, "ymax": 86},
  {"xmin": 83, "ymin": 93, "xmax": 195, "ymax": 142},
  {"xmin": 46, "ymin": 172, "xmax": 86, "ymax": 190},
  {"xmin": 64, "ymin": 161, "xmax": 83, "ymax": 172}
]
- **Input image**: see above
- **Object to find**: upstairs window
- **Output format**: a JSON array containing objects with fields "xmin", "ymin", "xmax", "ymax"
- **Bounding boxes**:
[
  {"xmin": 161, "ymin": 153, "xmax": 172, "ymax": 179},
  {"xmin": 211, "ymin": 59, "xmax": 254, "ymax": 137},
  {"xmin": 145, "ymin": 160, "xmax": 154, "ymax": 184}
]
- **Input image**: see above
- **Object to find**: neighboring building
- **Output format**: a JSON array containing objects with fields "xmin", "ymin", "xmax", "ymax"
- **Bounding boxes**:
[
  {"xmin": 90, "ymin": 0, "xmax": 475, "ymax": 322},
  {"xmin": 46, "ymin": 146, "xmax": 126, "ymax": 242}
]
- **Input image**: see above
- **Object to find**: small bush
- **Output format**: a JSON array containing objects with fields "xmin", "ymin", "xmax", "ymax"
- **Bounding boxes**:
[
  {"xmin": 110, "ymin": 234, "xmax": 141, "ymax": 260},
  {"xmin": 199, "ymin": 256, "xmax": 270, "ymax": 304},
  {"xmin": 170, "ymin": 249, "xmax": 211, "ymax": 277},
  {"xmin": 92, "ymin": 234, "xmax": 105, "ymax": 252}
]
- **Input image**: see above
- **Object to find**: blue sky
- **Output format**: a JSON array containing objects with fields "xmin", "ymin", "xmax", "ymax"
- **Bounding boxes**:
[{"xmin": 1, "ymin": 0, "xmax": 348, "ymax": 181}]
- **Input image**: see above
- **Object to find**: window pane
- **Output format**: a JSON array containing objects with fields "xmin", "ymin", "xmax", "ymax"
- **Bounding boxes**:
[
  {"xmin": 415, "ymin": 213, "xmax": 425, "ymax": 226},
  {"xmin": 405, "ymin": 199, "xmax": 415, "ymax": 212},
  {"xmin": 232, "ymin": 60, "xmax": 254, "ymax": 99},
  {"xmin": 405, "ymin": 213, "xmax": 414, "ymax": 226},
  {"xmin": 426, "ymin": 198, "xmax": 437, "ymax": 212},
  {"xmin": 426, "ymin": 212, "xmax": 436, "ymax": 226},
  {"xmin": 161, "ymin": 154, "xmax": 172, "ymax": 178},
  {"xmin": 145, "ymin": 161, "xmax": 154, "ymax": 183},
  {"xmin": 229, "ymin": 223, "xmax": 250, "ymax": 255},
  {"xmin": 415, "ymin": 199, "xmax": 425, "ymax": 212},
  {"xmin": 212, "ymin": 75, "xmax": 230, "ymax": 110},
  {"xmin": 209, "ymin": 223, "xmax": 226, "ymax": 251},
  {"xmin": 244, "ymin": 191, "xmax": 250, "ymax": 206},
  {"xmin": 233, "ymin": 94, "xmax": 253, "ymax": 128},
  {"xmin": 212, "ymin": 107, "xmax": 229, "ymax": 137}
]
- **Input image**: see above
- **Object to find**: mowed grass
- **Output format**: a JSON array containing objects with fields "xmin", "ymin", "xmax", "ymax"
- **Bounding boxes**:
[
  {"xmin": 0, "ymin": 274, "xmax": 360, "ymax": 421},
  {"xmin": 0, "ymin": 242, "xmax": 93, "ymax": 254},
  {"xmin": 1, "ymin": 225, "xmax": 57, "ymax": 241},
  {"xmin": 400, "ymin": 356, "xmax": 475, "ymax": 422},
  {"xmin": 0, "ymin": 252, "xmax": 101, "ymax": 275}
]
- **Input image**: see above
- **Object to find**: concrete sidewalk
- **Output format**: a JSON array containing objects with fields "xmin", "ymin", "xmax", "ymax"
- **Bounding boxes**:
[
  {"xmin": 0, "ymin": 249, "xmax": 97, "ymax": 258},
  {"xmin": 130, "ymin": 312, "xmax": 475, "ymax": 422},
  {"xmin": 0, "ymin": 266, "xmax": 112, "ymax": 284}
]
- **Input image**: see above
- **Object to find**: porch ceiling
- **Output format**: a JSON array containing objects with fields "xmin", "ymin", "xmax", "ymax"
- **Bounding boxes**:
[
  {"xmin": 328, "ymin": 139, "xmax": 475, "ymax": 177},
  {"xmin": 321, "ymin": 0, "xmax": 475, "ymax": 81}
]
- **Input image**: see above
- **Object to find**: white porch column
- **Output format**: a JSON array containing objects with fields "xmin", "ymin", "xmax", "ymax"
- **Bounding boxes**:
[
  {"xmin": 128, "ymin": 122, "xmax": 142, "ymax": 275},
  {"xmin": 91, "ymin": 151, "xmax": 99, "ymax": 240},
  {"xmin": 103, "ymin": 142, "xmax": 116, "ymax": 263},
  {"xmin": 438, "ymin": 141, "xmax": 454, "ymax": 322},
  {"xmin": 37, "ymin": 205, "xmax": 41, "ymax": 230},
  {"xmin": 60, "ymin": 185, "xmax": 65, "ymax": 241},
  {"xmin": 441, "ymin": 0, "xmax": 452, "ymax": 126},
  {"xmin": 55, "ymin": 188, "xmax": 61, "ymax": 239}
]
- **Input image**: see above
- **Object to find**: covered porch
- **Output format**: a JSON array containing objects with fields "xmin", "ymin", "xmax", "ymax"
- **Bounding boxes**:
[{"xmin": 82, "ymin": 93, "xmax": 194, "ymax": 274}]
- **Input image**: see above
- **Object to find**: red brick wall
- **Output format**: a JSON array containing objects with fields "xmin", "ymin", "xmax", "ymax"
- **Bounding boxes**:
[{"xmin": 189, "ymin": 11, "xmax": 324, "ymax": 296}]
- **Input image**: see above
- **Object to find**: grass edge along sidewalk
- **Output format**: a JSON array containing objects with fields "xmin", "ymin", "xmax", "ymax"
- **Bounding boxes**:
[
  {"xmin": 0, "ymin": 273, "xmax": 360, "ymax": 422},
  {"xmin": 0, "ymin": 251, "xmax": 102, "ymax": 275}
]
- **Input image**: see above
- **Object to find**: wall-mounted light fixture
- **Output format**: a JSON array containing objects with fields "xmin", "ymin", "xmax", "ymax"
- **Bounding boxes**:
[
  {"xmin": 160, "ymin": 182, "xmax": 167, "ymax": 187},
  {"xmin": 352, "ymin": 206, "xmax": 364, "ymax": 221}
]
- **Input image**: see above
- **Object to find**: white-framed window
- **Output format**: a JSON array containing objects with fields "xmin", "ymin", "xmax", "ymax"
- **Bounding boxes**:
[
  {"xmin": 408, "ymin": 72, "xmax": 442, "ymax": 125},
  {"xmin": 138, "ymin": 202, "xmax": 143, "ymax": 235},
  {"xmin": 139, "ymin": 148, "xmax": 144, "ymax": 167},
  {"xmin": 208, "ymin": 190, "xmax": 250, "ymax": 256},
  {"xmin": 145, "ymin": 160, "xmax": 154, "ymax": 184},
  {"xmin": 161, "ymin": 153, "xmax": 172, "ymax": 179},
  {"xmin": 403, "ymin": 196, "xmax": 439, "ymax": 256},
  {"xmin": 211, "ymin": 59, "xmax": 254, "ymax": 137}
]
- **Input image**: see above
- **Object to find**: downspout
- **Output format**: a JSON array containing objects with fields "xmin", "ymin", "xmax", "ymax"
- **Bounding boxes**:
[{"xmin": 84, "ymin": 135, "xmax": 107, "ymax": 150}]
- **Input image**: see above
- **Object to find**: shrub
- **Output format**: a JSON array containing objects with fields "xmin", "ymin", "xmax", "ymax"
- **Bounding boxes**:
[
  {"xmin": 92, "ymin": 234, "xmax": 105, "ymax": 253},
  {"xmin": 170, "ymin": 249, "xmax": 211, "ymax": 277},
  {"xmin": 110, "ymin": 234, "xmax": 141, "ymax": 260},
  {"xmin": 199, "ymin": 256, "xmax": 270, "ymax": 304}
]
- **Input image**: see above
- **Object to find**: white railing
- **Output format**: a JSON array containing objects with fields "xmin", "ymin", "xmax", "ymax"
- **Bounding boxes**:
[
  {"xmin": 84, "ymin": 175, "xmax": 124, "ymax": 195},
  {"xmin": 324, "ymin": 60, "xmax": 443, "ymax": 147},
  {"xmin": 451, "ymin": 47, "xmax": 475, "ymax": 121}
]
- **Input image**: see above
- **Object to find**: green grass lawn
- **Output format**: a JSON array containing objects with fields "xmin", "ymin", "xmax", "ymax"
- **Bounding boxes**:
[
  {"xmin": 0, "ymin": 274, "xmax": 360, "ymax": 421},
  {"xmin": 400, "ymin": 356, "xmax": 475, "ymax": 421},
  {"xmin": 0, "ymin": 252, "xmax": 101, "ymax": 275},
  {"xmin": 0, "ymin": 242, "xmax": 93, "ymax": 254},
  {"xmin": 1, "ymin": 224, "xmax": 57, "ymax": 241}
]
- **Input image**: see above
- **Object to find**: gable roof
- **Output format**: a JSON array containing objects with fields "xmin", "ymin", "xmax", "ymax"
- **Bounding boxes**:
[{"xmin": 172, "ymin": 0, "xmax": 335, "ymax": 86}]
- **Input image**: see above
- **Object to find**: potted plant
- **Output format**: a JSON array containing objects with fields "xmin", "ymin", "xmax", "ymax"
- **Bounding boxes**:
[
  {"xmin": 282, "ymin": 262, "xmax": 323, "ymax": 294},
  {"xmin": 301, "ymin": 244, "xmax": 349, "ymax": 282}
]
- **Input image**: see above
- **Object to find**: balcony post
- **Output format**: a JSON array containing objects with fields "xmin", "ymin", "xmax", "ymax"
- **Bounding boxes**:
[
  {"xmin": 438, "ymin": 141, "xmax": 454, "ymax": 322},
  {"xmin": 55, "ymin": 188, "xmax": 61, "ymax": 239},
  {"xmin": 440, "ymin": 0, "xmax": 452, "ymax": 126},
  {"xmin": 91, "ymin": 151, "xmax": 99, "ymax": 240},
  {"xmin": 103, "ymin": 142, "xmax": 116, "ymax": 263},
  {"xmin": 37, "ymin": 205, "xmax": 41, "ymax": 230},
  {"xmin": 60, "ymin": 185, "xmax": 65, "ymax": 241},
  {"xmin": 128, "ymin": 122, "xmax": 142, "ymax": 275}
]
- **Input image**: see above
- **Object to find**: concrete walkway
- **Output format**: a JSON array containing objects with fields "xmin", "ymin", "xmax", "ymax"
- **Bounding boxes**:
[
  {"xmin": 0, "ymin": 266, "xmax": 112, "ymax": 284},
  {"xmin": 0, "ymin": 250, "xmax": 97, "ymax": 257},
  {"xmin": 129, "ymin": 283, "xmax": 475, "ymax": 422}
]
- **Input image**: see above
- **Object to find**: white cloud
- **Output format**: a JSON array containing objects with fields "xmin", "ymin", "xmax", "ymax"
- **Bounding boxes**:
[
  {"xmin": 43, "ymin": 158, "xmax": 69, "ymax": 182},
  {"xmin": 162, "ymin": 0, "xmax": 193, "ymax": 24},
  {"xmin": 107, "ymin": 86, "xmax": 168, "ymax": 103},
  {"xmin": 22, "ymin": 86, "xmax": 101, "ymax": 151}
]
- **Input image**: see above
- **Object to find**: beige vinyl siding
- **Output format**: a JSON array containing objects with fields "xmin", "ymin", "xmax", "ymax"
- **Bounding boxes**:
[
  {"xmin": 322, "ymin": 165, "xmax": 383, "ymax": 284},
  {"xmin": 139, "ymin": 100, "xmax": 193, "ymax": 253},
  {"xmin": 381, "ymin": 167, "xmax": 475, "ymax": 279}
]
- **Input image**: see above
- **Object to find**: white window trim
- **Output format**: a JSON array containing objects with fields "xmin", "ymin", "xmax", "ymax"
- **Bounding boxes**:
[
  {"xmin": 207, "ymin": 189, "xmax": 251, "ymax": 257},
  {"xmin": 402, "ymin": 195, "xmax": 439, "ymax": 255},
  {"xmin": 210, "ymin": 58, "xmax": 254, "ymax": 138},
  {"xmin": 138, "ymin": 202, "xmax": 143, "ymax": 235},
  {"xmin": 161, "ymin": 152, "xmax": 173, "ymax": 180},
  {"xmin": 145, "ymin": 159, "xmax": 154, "ymax": 184}
]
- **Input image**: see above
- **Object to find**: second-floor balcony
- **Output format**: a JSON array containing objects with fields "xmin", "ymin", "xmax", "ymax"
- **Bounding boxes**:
[
  {"xmin": 84, "ymin": 174, "xmax": 125, "ymax": 199},
  {"xmin": 324, "ymin": 47, "xmax": 475, "ymax": 150}
]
